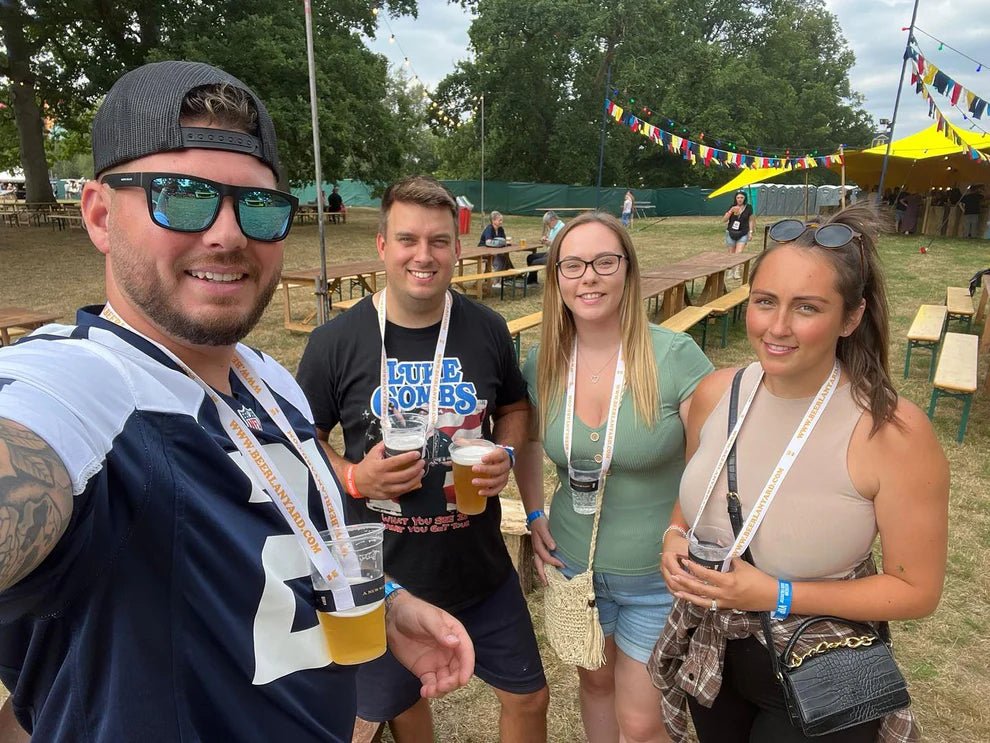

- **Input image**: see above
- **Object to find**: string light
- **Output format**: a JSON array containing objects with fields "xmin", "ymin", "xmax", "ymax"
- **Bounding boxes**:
[{"xmin": 914, "ymin": 27, "xmax": 989, "ymax": 73}]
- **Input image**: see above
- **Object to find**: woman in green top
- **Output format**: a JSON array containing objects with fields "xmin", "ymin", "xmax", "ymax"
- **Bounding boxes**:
[{"xmin": 517, "ymin": 212, "xmax": 712, "ymax": 743}]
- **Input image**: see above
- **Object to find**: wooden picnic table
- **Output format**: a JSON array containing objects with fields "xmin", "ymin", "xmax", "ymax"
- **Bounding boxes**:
[
  {"xmin": 458, "ymin": 244, "xmax": 538, "ymax": 275},
  {"xmin": 643, "ymin": 251, "xmax": 754, "ymax": 305},
  {"xmin": 640, "ymin": 276, "xmax": 687, "ymax": 320},
  {"xmin": 0, "ymin": 306, "xmax": 61, "ymax": 346},
  {"xmin": 280, "ymin": 260, "xmax": 385, "ymax": 332}
]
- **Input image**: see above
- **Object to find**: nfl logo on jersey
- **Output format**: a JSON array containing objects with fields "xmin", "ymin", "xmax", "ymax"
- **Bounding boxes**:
[{"xmin": 237, "ymin": 405, "xmax": 263, "ymax": 431}]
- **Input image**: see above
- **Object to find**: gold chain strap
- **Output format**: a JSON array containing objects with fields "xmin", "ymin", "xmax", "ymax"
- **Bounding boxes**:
[{"xmin": 787, "ymin": 635, "xmax": 876, "ymax": 669}]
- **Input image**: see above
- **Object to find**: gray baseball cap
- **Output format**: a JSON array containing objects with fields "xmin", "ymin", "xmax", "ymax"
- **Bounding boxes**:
[{"xmin": 92, "ymin": 60, "xmax": 281, "ymax": 178}]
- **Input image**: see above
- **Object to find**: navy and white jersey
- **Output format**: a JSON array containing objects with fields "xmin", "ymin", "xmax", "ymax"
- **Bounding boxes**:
[{"xmin": 0, "ymin": 307, "xmax": 356, "ymax": 741}]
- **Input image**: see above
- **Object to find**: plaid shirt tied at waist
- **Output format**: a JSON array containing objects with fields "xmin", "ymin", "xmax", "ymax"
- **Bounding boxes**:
[{"xmin": 647, "ymin": 557, "xmax": 919, "ymax": 743}]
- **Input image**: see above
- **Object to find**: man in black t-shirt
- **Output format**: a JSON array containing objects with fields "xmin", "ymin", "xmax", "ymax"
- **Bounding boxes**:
[{"xmin": 297, "ymin": 176, "xmax": 548, "ymax": 742}]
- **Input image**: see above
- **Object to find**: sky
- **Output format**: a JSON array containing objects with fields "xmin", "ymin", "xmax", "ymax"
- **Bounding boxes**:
[{"xmin": 365, "ymin": 0, "xmax": 990, "ymax": 144}]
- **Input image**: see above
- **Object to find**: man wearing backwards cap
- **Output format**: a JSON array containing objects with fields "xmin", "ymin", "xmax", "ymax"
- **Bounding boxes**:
[{"xmin": 0, "ymin": 60, "xmax": 473, "ymax": 741}]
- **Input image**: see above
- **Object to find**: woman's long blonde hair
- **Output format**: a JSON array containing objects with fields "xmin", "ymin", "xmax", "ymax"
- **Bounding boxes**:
[{"xmin": 536, "ymin": 212, "xmax": 659, "ymax": 435}]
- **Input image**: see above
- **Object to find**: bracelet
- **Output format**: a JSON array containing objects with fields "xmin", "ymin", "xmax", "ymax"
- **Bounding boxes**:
[
  {"xmin": 525, "ymin": 509, "xmax": 545, "ymax": 529},
  {"xmin": 662, "ymin": 524, "xmax": 689, "ymax": 542},
  {"xmin": 771, "ymin": 579, "xmax": 793, "ymax": 621},
  {"xmin": 500, "ymin": 445, "xmax": 516, "ymax": 467},
  {"xmin": 344, "ymin": 465, "xmax": 364, "ymax": 499},
  {"xmin": 384, "ymin": 580, "xmax": 405, "ymax": 609}
]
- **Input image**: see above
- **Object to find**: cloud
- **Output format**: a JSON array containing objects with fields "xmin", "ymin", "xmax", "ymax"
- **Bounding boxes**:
[
  {"xmin": 825, "ymin": 0, "xmax": 990, "ymax": 137},
  {"xmin": 364, "ymin": 1, "xmax": 990, "ymax": 141}
]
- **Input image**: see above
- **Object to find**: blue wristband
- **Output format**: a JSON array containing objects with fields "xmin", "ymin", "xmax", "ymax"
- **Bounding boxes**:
[
  {"xmin": 525, "ymin": 509, "xmax": 545, "ymax": 529},
  {"xmin": 500, "ymin": 445, "xmax": 516, "ymax": 467},
  {"xmin": 384, "ymin": 580, "xmax": 403, "ymax": 598},
  {"xmin": 771, "ymin": 580, "xmax": 793, "ymax": 621}
]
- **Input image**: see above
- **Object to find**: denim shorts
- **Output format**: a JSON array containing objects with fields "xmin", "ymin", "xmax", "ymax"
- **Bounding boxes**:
[
  {"xmin": 559, "ymin": 559, "xmax": 674, "ymax": 664},
  {"xmin": 725, "ymin": 231, "xmax": 750, "ymax": 247}
]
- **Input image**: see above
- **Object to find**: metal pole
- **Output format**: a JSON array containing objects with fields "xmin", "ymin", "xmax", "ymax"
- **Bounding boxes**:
[
  {"xmin": 304, "ymin": 0, "xmax": 330, "ymax": 324},
  {"xmin": 839, "ymin": 144, "xmax": 846, "ymax": 208},
  {"xmin": 480, "ymin": 94, "xmax": 485, "ymax": 216},
  {"xmin": 595, "ymin": 62, "xmax": 612, "ymax": 210},
  {"xmin": 804, "ymin": 169, "xmax": 810, "ymax": 222},
  {"xmin": 877, "ymin": 0, "xmax": 922, "ymax": 205}
]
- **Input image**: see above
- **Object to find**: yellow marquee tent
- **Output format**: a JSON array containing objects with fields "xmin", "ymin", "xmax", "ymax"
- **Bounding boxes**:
[{"xmin": 708, "ymin": 125, "xmax": 990, "ymax": 198}]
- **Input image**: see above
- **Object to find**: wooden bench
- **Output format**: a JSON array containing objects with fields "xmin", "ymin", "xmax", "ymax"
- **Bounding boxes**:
[
  {"xmin": 450, "ymin": 266, "xmax": 544, "ymax": 300},
  {"xmin": 50, "ymin": 214, "xmax": 85, "ymax": 231},
  {"xmin": 946, "ymin": 286, "xmax": 975, "ymax": 332},
  {"xmin": 928, "ymin": 332, "xmax": 978, "ymax": 443},
  {"xmin": 330, "ymin": 296, "xmax": 364, "ymax": 312},
  {"xmin": 506, "ymin": 311, "xmax": 543, "ymax": 360},
  {"xmin": 499, "ymin": 497, "xmax": 536, "ymax": 595},
  {"xmin": 660, "ymin": 306, "xmax": 712, "ymax": 350},
  {"xmin": 0, "ymin": 307, "xmax": 61, "ymax": 346},
  {"xmin": 904, "ymin": 304, "xmax": 948, "ymax": 381},
  {"xmin": 703, "ymin": 284, "xmax": 750, "ymax": 348}
]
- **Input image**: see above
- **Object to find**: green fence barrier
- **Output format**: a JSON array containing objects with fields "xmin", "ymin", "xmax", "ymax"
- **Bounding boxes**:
[{"xmin": 289, "ymin": 178, "xmax": 752, "ymax": 218}]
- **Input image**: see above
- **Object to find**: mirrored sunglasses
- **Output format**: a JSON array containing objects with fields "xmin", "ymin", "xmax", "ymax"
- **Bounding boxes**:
[
  {"xmin": 101, "ymin": 172, "xmax": 298, "ymax": 243},
  {"xmin": 767, "ymin": 219, "xmax": 866, "ymax": 281}
]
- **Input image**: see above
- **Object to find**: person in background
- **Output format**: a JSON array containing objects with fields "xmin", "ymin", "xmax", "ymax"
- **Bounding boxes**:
[
  {"xmin": 327, "ymin": 185, "xmax": 345, "ymax": 224},
  {"xmin": 524, "ymin": 210, "xmax": 565, "ymax": 285},
  {"xmin": 518, "ymin": 211, "xmax": 712, "ymax": 743},
  {"xmin": 621, "ymin": 191, "xmax": 634, "ymax": 227},
  {"xmin": 723, "ymin": 191, "xmax": 754, "ymax": 279},
  {"xmin": 653, "ymin": 203, "xmax": 948, "ymax": 742},
  {"xmin": 959, "ymin": 185, "xmax": 984, "ymax": 238},
  {"xmin": 480, "ymin": 210, "xmax": 514, "ymax": 275}
]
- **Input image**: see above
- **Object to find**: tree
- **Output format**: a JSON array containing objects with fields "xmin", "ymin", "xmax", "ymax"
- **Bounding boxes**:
[
  {"xmin": 1, "ymin": 1, "xmax": 421, "ymax": 197},
  {"xmin": 439, "ymin": 0, "xmax": 874, "ymax": 188}
]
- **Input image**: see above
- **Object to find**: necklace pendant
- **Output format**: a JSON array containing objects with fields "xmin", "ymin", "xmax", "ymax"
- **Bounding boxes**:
[{"xmin": 590, "ymin": 374, "xmax": 600, "ymax": 384}]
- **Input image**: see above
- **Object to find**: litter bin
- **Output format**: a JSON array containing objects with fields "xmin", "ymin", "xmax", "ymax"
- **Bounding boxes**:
[{"xmin": 456, "ymin": 196, "xmax": 473, "ymax": 235}]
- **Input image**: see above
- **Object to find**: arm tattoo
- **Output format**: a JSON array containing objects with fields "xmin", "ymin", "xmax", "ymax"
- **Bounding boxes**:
[{"xmin": 0, "ymin": 419, "xmax": 73, "ymax": 591}]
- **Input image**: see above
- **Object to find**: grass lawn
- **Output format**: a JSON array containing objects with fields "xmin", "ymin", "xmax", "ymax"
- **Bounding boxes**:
[{"xmin": 1, "ymin": 207, "xmax": 988, "ymax": 741}]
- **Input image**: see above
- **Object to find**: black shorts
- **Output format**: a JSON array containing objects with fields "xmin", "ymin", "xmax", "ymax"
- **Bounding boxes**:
[{"xmin": 355, "ymin": 568, "xmax": 547, "ymax": 722}]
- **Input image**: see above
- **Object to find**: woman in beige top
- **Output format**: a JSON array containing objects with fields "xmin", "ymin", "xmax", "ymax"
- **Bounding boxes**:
[{"xmin": 652, "ymin": 203, "xmax": 949, "ymax": 742}]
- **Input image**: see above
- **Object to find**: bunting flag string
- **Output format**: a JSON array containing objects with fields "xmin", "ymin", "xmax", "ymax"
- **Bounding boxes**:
[
  {"xmin": 604, "ymin": 99, "xmax": 842, "ymax": 171},
  {"xmin": 909, "ymin": 47, "xmax": 988, "ymax": 124},
  {"xmin": 910, "ymin": 60, "xmax": 990, "ymax": 163}
]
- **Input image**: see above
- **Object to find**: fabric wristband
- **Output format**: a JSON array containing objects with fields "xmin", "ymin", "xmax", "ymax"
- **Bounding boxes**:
[
  {"xmin": 345, "ymin": 465, "xmax": 363, "ymax": 500},
  {"xmin": 384, "ymin": 581, "xmax": 403, "ymax": 598},
  {"xmin": 500, "ymin": 445, "xmax": 516, "ymax": 467},
  {"xmin": 525, "ymin": 510, "xmax": 545, "ymax": 529},
  {"xmin": 771, "ymin": 579, "xmax": 793, "ymax": 621}
]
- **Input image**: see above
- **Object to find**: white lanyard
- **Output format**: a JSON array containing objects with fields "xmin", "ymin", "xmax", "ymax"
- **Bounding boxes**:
[
  {"xmin": 690, "ymin": 361, "xmax": 841, "ymax": 572},
  {"xmin": 99, "ymin": 304, "xmax": 356, "ymax": 610},
  {"xmin": 563, "ymin": 339, "xmax": 625, "ymax": 475},
  {"xmin": 376, "ymin": 288, "xmax": 452, "ymax": 433}
]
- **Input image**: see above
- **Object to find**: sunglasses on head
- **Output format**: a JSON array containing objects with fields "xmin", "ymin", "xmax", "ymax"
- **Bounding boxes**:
[
  {"xmin": 101, "ymin": 172, "xmax": 299, "ymax": 243},
  {"xmin": 767, "ymin": 219, "xmax": 866, "ymax": 281}
]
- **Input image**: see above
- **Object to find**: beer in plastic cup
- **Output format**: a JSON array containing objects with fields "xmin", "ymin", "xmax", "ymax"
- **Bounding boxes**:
[
  {"xmin": 449, "ymin": 438, "xmax": 498, "ymax": 515},
  {"xmin": 568, "ymin": 459, "xmax": 601, "ymax": 515},
  {"xmin": 687, "ymin": 525, "xmax": 734, "ymax": 570},
  {"xmin": 520, "ymin": 237, "xmax": 528, "ymax": 249},
  {"xmin": 310, "ymin": 524, "xmax": 387, "ymax": 665},
  {"xmin": 383, "ymin": 412, "xmax": 427, "ymax": 458}
]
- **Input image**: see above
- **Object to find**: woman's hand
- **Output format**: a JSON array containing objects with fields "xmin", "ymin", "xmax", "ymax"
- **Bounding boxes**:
[
  {"xmin": 659, "ymin": 530, "xmax": 691, "ymax": 592},
  {"xmin": 668, "ymin": 557, "xmax": 778, "ymax": 613},
  {"xmin": 530, "ymin": 517, "xmax": 563, "ymax": 585}
]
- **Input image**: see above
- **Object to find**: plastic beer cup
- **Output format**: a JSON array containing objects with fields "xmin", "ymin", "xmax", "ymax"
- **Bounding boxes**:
[
  {"xmin": 568, "ymin": 459, "xmax": 601, "ymax": 515},
  {"xmin": 383, "ymin": 412, "xmax": 427, "ymax": 459},
  {"xmin": 449, "ymin": 438, "xmax": 498, "ymax": 515},
  {"xmin": 687, "ymin": 525, "xmax": 734, "ymax": 570},
  {"xmin": 310, "ymin": 524, "xmax": 387, "ymax": 665}
]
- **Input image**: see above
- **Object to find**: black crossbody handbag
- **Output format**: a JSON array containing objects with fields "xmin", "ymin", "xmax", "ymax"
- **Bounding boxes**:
[{"xmin": 724, "ymin": 369, "xmax": 911, "ymax": 737}]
